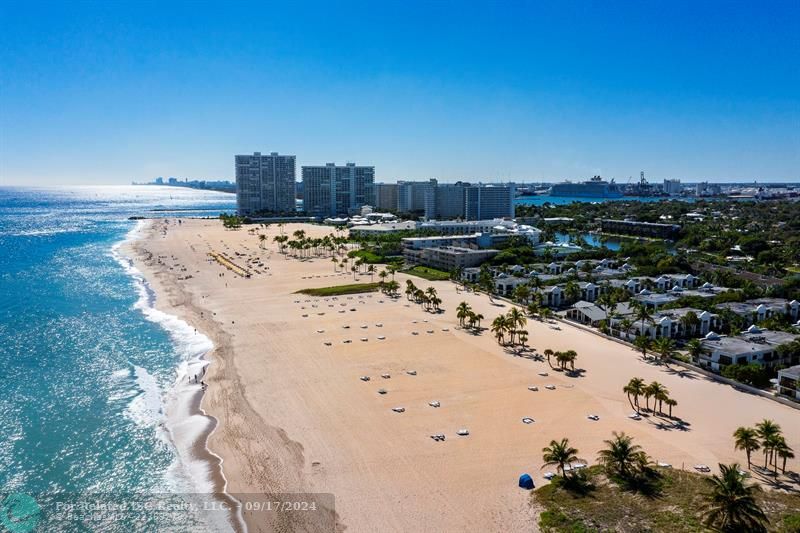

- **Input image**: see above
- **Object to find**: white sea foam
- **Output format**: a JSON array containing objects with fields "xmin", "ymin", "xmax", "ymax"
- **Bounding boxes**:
[
  {"xmin": 125, "ymin": 366, "xmax": 164, "ymax": 427},
  {"xmin": 112, "ymin": 220, "xmax": 242, "ymax": 533}
]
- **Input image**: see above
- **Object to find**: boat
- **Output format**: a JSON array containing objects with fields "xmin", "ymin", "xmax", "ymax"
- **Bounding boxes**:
[{"xmin": 549, "ymin": 176, "xmax": 623, "ymax": 198}]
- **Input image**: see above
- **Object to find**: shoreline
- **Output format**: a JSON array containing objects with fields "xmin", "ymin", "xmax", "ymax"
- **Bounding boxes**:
[{"xmin": 119, "ymin": 220, "xmax": 245, "ymax": 533}]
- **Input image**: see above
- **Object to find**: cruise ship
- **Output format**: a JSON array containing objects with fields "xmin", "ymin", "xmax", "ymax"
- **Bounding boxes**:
[{"xmin": 549, "ymin": 176, "xmax": 623, "ymax": 198}]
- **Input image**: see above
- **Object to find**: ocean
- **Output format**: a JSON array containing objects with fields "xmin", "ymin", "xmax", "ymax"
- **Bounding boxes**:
[{"xmin": 0, "ymin": 186, "xmax": 237, "ymax": 531}]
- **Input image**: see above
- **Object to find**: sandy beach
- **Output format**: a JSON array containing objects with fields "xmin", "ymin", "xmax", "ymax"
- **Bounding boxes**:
[{"xmin": 126, "ymin": 218, "xmax": 800, "ymax": 533}]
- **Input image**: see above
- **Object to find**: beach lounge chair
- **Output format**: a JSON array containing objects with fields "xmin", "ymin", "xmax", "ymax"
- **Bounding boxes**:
[
  {"xmin": 360, "ymin": 337, "xmax": 368, "ymax": 342},
  {"xmin": 545, "ymin": 385, "xmax": 556, "ymax": 390},
  {"xmin": 361, "ymin": 324, "xmax": 368, "ymax": 328},
  {"xmin": 694, "ymin": 464, "xmax": 711, "ymax": 473},
  {"xmin": 342, "ymin": 325, "xmax": 350, "ymax": 329},
  {"xmin": 657, "ymin": 462, "xmax": 672, "ymax": 468},
  {"xmin": 377, "ymin": 389, "xmax": 387, "ymax": 395},
  {"xmin": 411, "ymin": 331, "xmax": 419, "ymax": 335},
  {"xmin": 587, "ymin": 415, "xmax": 600, "ymax": 421},
  {"xmin": 343, "ymin": 339, "xmax": 352, "ymax": 344},
  {"xmin": 628, "ymin": 413, "xmax": 642, "ymax": 420},
  {"xmin": 360, "ymin": 376, "xmax": 370, "ymax": 381},
  {"xmin": 376, "ymin": 323, "xmax": 383, "ymax": 327},
  {"xmin": 406, "ymin": 370, "xmax": 417, "ymax": 376},
  {"xmin": 428, "ymin": 401, "xmax": 441, "ymax": 408},
  {"xmin": 522, "ymin": 417, "xmax": 534, "ymax": 424},
  {"xmin": 377, "ymin": 336, "xmax": 386, "ymax": 340},
  {"xmin": 441, "ymin": 328, "xmax": 449, "ymax": 332},
  {"xmin": 538, "ymin": 372, "xmax": 548, "ymax": 377},
  {"xmin": 302, "ymin": 314, "xmax": 308, "ymax": 318},
  {"xmin": 528, "ymin": 386, "xmax": 538, "ymax": 391},
  {"xmin": 456, "ymin": 429, "xmax": 469, "ymax": 436},
  {"xmin": 316, "ymin": 329, "xmax": 324, "ymax": 333},
  {"xmin": 543, "ymin": 472, "xmax": 555, "ymax": 480},
  {"xmin": 381, "ymin": 373, "xmax": 391, "ymax": 379},
  {"xmin": 323, "ymin": 342, "xmax": 332, "ymax": 346},
  {"xmin": 392, "ymin": 407, "xmax": 405, "ymax": 413}
]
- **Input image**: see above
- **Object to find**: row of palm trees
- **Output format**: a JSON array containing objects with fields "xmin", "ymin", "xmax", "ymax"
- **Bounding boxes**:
[
  {"xmin": 404, "ymin": 280, "xmax": 442, "ymax": 312},
  {"xmin": 490, "ymin": 307, "xmax": 529, "ymax": 349},
  {"xmin": 542, "ymin": 348, "xmax": 578, "ymax": 372},
  {"xmin": 455, "ymin": 302, "xmax": 484, "ymax": 331},
  {"xmin": 733, "ymin": 420, "xmax": 795, "ymax": 473},
  {"xmin": 623, "ymin": 377, "xmax": 679, "ymax": 417},
  {"xmin": 542, "ymin": 434, "xmax": 770, "ymax": 532},
  {"xmin": 272, "ymin": 229, "xmax": 354, "ymax": 259}
]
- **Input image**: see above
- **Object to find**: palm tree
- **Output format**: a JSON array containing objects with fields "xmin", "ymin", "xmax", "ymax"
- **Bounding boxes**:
[
  {"xmin": 597, "ymin": 432, "xmax": 646, "ymax": 479},
  {"xmin": 680, "ymin": 310, "xmax": 701, "ymax": 338},
  {"xmin": 490, "ymin": 315, "xmax": 508, "ymax": 345},
  {"xmin": 632, "ymin": 302, "xmax": 654, "ymax": 339},
  {"xmin": 652, "ymin": 337, "xmax": 678, "ymax": 365},
  {"xmin": 513, "ymin": 284, "xmax": 531, "ymax": 304},
  {"xmin": 526, "ymin": 301, "xmax": 540, "ymax": 319},
  {"xmin": 388, "ymin": 265, "xmax": 397, "ymax": 281},
  {"xmin": 456, "ymin": 302, "xmax": 472, "ymax": 327},
  {"xmin": 378, "ymin": 269, "xmax": 388, "ymax": 286},
  {"xmin": 518, "ymin": 330, "xmax": 529, "ymax": 350},
  {"xmin": 564, "ymin": 281, "xmax": 581, "ymax": 305},
  {"xmin": 473, "ymin": 313, "xmax": 484, "ymax": 329},
  {"xmin": 507, "ymin": 307, "xmax": 527, "ymax": 345},
  {"xmin": 664, "ymin": 397, "xmax": 677, "ymax": 418},
  {"xmin": 686, "ymin": 338, "xmax": 706, "ymax": 362},
  {"xmin": 544, "ymin": 348, "xmax": 555, "ymax": 369},
  {"xmin": 755, "ymin": 419, "xmax": 782, "ymax": 469},
  {"xmin": 733, "ymin": 427, "xmax": 761, "ymax": 469},
  {"xmin": 633, "ymin": 335, "xmax": 651, "ymax": 358},
  {"xmin": 258, "ymin": 234, "xmax": 267, "ymax": 249},
  {"xmin": 701, "ymin": 463, "xmax": 768, "ymax": 533},
  {"xmin": 623, "ymin": 377, "xmax": 646, "ymax": 412},
  {"xmin": 774, "ymin": 437, "xmax": 795, "ymax": 474},
  {"xmin": 646, "ymin": 382, "xmax": 669, "ymax": 415},
  {"xmin": 405, "ymin": 280, "xmax": 416, "ymax": 301},
  {"xmin": 619, "ymin": 318, "xmax": 634, "ymax": 339},
  {"xmin": 539, "ymin": 307, "xmax": 552, "ymax": 322},
  {"xmin": 542, "ymin": 438, "xmax": 582, "ymax": 477}
]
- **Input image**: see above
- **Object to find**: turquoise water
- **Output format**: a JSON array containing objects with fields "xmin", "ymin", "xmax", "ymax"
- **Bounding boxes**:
[
  {"xmin": 515, "ymin": 194, "xmax": 690, "ymax": 206},
  {"xmin": 0, "ymin": 186, "xmax": 236, "ymax": 530}
]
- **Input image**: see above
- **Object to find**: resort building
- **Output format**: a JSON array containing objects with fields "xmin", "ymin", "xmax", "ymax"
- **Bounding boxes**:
[
  {"xmin": 577, "ymin": 282, "xmax": 600, "ymax": 302},
  {"xmin": 302, "ymin": 163, "xmax": 375, "ymax": 218},
  {"xmin": 632, "ymin": 289, "xmax": 679, "ymax": 309},
  {"xmin": 404, "ymin": 246, "xmax": 498, "ymax": 271},
  {"xmin": 420, "ymin": 182, "xmax": 514, "ymax": 221},
  {"xmin": 612, "ymin": 308, "xmax": 720, "ymax": 340},
  {"xmin": 777, "ymin": 365, "xmax": 800, "ymax": 402},
  {"xmin": 374, "ymin": 183, "xmax": 399, "ymax": 212},
  {"xmin": 425, "ymin": 183, "xmax": 467, "ymax": 219},
  {"xmin": 698, "ymin": 327, "xmax": 800, "ymax": 372},
  {"xmin": 235, "ymin": 152, "xmax": 296, "ymax": 215},
  {"xmin": 563, "ymin": 301, "xmax": 635, "ymax": 327},
  {"xmin": 715, "ymin": 298, "xmax": 800, "ymax": 326},
  {"xmin": 464, "ymin": 185, "xmax": 514, "ymax": 220},
  {"xmin": 398, "ymin": 180, "xmax": 436, "ymax": 213}
]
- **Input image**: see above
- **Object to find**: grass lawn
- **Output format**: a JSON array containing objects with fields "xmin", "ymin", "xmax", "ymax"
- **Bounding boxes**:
[
  {"xmin": 534, "ymin": 466, "xmax": 800, "ymax": 532},
  {"xmin": 403, "ymin": 265, "xmax": 451, "ymax": 281},
  {"xmin": 295, "ymin": 282, "xmax": 382, "ymax": 296}
]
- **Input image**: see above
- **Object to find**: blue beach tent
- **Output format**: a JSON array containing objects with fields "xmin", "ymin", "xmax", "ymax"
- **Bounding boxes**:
[{"xmin": 518, "ymin": 473, "xmax": 534, "ymax": 490}]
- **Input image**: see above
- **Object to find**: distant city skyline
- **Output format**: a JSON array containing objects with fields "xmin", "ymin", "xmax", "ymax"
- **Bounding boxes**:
[{"xmin": 1, "ymin": 2, "xmax": 798, "ymax": 185}]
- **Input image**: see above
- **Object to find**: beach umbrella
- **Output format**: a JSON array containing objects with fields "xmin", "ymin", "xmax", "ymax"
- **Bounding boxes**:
[{"xmin": 518, "ymin": 473, "xmax": 534, "ymax": 490}]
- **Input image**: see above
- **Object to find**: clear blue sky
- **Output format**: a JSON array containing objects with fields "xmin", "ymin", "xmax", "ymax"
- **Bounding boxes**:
[{"xmin": 1, "ymin": 1, "xmax": 798, "ymax": 185}]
